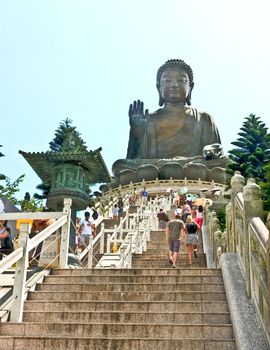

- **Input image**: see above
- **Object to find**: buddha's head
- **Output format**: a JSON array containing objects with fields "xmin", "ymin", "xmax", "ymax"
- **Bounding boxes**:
[{"xmin": 156, "ymin": 59, "xmax": 194, "ymax": 106}]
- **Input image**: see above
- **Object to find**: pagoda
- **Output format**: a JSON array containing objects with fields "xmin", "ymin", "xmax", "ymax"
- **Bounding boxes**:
[{"xmin": 19, "ymin": 120, "xmax": 111, "ymax": 211}]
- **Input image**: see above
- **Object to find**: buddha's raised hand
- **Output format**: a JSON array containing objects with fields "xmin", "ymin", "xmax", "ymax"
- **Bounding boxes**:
[{"xmin": 128, "ymin": 100, "xmax": 149, "ymax": 137}]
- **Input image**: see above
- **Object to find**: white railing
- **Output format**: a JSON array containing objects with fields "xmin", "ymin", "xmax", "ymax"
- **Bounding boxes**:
[
  {"xmin": 95, "ymin": 203, "xmax": 154, "ymax": 269},
  {"xmin": 0, "ymin": 198, "xmax": 72, "ymax": 322}
]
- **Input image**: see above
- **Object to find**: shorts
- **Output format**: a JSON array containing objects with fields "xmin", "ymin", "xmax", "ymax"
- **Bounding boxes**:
[
  {"xmin": 79, "ymin": 234, "xmax": 92, "ymax": 247},
  {"xmin": 159, "ymin": 220, "xmax": 166, "ymax": 229},
  {"xmin": 169, "ymin": 239, "xmax": 180, "ymax": 252}
]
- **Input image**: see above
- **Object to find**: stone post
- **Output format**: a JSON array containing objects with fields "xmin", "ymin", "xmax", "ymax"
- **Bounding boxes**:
[
  {"xmin": 214, "ymin": 230, "xmax": 222, "ymax": 267},
  {"xmin": 243, "ymin": 178, "xmax": 264, "ymax": 297},
  {"xmin": 211, "ymin": 216, "xmax": 220, "ymax": 262},
  {"xmin": 230, "ymin": 171, "xmax": 245, "ymax": 252},
  {"xmin": 59, "ymin": 198, "xmax": 72, "ymax": 269},
  {"xmin": 225, "ymin": 201, "xmax": 232, "ymax": 251}
]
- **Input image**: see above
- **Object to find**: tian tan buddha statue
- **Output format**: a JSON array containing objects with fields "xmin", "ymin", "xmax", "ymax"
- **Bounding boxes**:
[{"xmin": 112, "ymin": 59, "xmax": 228, "ymax": 185}]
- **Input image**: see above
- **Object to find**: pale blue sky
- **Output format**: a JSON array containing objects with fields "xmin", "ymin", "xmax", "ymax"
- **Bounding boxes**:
[{"xmin": 0, "ymin": 0, "xmax": 270, "ymax": 200}]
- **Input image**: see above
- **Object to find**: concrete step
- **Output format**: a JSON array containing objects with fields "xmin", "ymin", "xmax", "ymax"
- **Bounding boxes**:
[
  {"xmin": 50, "ymin": 268, "xmax": 222, "ymax": 276},
  {"xmin": 43, "ymin": 274, "xmax": 224, "ymax": 284},
  {"xmin": 36, "ymin": 282, "xmax": 225, "ymax": 292},
  {"xmin": 0, "ymin": 322, "xmax": 234, "ymax": 339},
  {"xmin": 131, "ymin": 262, "xmax": 206, "ymax": 268},
  {"xmin": 28, "ymin": 290, "xmax": 227, "ymax": 302},
  {"xmin": 24, "ymin": 300, "xmax": 230, "ymax": 313},
  {"xmin": 0, "ymin": 336, "xmax": 236, "ymax": 350},
  {"xmin": 23, "ymin": 310, "xmax": 231, "ymax": 324}
]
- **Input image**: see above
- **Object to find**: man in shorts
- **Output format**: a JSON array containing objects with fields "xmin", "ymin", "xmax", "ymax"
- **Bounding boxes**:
[
  {"xmin": 166, "ymin": 214, "xmax": 184, "ymax": 268},
  {"xmin": 78, "ymin": 211, "xmax": 96, "ymax": 248}
]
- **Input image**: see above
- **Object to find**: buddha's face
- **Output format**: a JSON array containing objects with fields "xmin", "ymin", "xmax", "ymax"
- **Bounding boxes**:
[{"xmin": 159, "ymin": 69, "xmax": 191, "ymax": 105}]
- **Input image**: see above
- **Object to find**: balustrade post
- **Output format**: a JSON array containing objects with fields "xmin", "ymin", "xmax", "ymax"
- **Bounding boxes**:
[
  {"xmin": 128, "ymin": 234, "xmax": 133, "ymax": 268},
  {"xmin": 120, "ymin": 245, "xmax": 125, "ymax": 267},
  {"xmin": 99, "ymin": 223, "xmax": 105, "ymax": 254},
  {"xmin": 87, "ymin": 235, "xmax": 93, "ymax": 269},
  {"xmin": 230, "ymin": 171, "xmax": 245, "ymax": 252},
  {"xmin": 119, "ymin": 219, "xmax": 124, "ymax": 240},
  {"xmin": 225, "ymin": 202, "xmax": 232, "ymax": 251},
  {"xmin": 59, "ymin": 198, "xmax": 72, "ymax": 269},
  {"xmin": 10, "ymin": 222, "xmax": 31, "ymax": 322},
  {"xmin": 107, "ymin": 234, "xmax": 111, "ymax": 253},
  {"xmin": 213, "ymin": 230, "xmax": 222, "ymax": 267},
  {"xmin": 243, "ymin": 178, "xmax": 264, "ymax": 297},
  {"xmin": 126, "ymin": 210, "xmax": 129, "ymax": 229}
]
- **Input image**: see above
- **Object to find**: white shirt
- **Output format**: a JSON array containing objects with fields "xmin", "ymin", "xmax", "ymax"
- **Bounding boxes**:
[
  {"xmin": 112, "ymin": 207, "xmax": 119, "ymax": 216},
  {"xmin": 80, "ymin": 219, "xmax": 94, "ymax": 235},
  {"xmin": 174, "ymin": 208, "xmax": 182, "ymax": 216}
]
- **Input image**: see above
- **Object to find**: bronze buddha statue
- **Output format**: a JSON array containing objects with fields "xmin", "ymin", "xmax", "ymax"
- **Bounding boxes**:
[{"xmin": 112, "ymin": 59, "xmax": 228, "ymax": 185}]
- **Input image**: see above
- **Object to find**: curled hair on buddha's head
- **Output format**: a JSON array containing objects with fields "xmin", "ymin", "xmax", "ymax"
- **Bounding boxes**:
[{"xmin": 156, "ymin": 59, "xmax": 194, "ymax": 106}]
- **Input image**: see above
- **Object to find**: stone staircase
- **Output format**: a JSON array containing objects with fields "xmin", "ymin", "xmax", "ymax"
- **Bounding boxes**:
[
  {"xmin": 0, "ymin": 229, "xmax": 236, "ymax": 350},
  {"xmin": 132, "ymin": 229, "xmax": 206, "ymax": 268}
]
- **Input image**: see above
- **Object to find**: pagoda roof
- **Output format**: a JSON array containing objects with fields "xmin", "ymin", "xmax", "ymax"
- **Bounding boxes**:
[{"xmin": 19, "ymin": 148, "xmax": 111, "ymax": 185}]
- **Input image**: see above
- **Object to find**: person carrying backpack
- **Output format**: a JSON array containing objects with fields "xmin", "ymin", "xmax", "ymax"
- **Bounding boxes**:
[{"xmin": 184, "ymin": 215, "xmax": 200, "ymax": 266}]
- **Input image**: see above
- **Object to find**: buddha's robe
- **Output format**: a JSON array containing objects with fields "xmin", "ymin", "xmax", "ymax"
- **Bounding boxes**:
[{"xmin": 126, "ymin": 107, "xmax": 221, "ymax": 159}]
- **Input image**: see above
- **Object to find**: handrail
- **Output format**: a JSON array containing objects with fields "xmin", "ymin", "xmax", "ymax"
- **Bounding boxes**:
[
  {"xmin": 0, "ymin": 198, "xmax": 72, "ymax": 322},
  {"xmin": 0, "ymin": 248, "xmax": 23, "ymax": 274},
  {"xmin": 28, "ymin": 215, "xmax": 67, "ymax": 250},
  {"xmin": 0, "ymin": 212, "xmax": 64, "ymax": 220}
]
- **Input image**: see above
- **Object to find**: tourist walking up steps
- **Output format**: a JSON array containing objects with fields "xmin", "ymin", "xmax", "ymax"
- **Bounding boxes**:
[
  {"xmin": 184, "ymin": 215, "xmax": 200, "ymax": 266},
  {"xmin": 195, "ymin": 205, "xmax": 204, "ymax": 230},
  {"xmin": 157, "ymin": 209, "xmax": 168, "ymax": 230},
  {"xmin": 166, "ymin": 214, "xmax": 184, "ymax": 268}
]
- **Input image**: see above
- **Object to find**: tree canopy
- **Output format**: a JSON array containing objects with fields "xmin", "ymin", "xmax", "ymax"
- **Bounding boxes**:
[{"xmin": 227, "ymin": 114, "xmax": 270, "ymax": 185}]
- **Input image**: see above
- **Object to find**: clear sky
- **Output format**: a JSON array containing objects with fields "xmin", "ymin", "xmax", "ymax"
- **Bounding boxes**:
[{"xmin": 0, "ymin": 0, "xmax": 270, "ymax": 200}]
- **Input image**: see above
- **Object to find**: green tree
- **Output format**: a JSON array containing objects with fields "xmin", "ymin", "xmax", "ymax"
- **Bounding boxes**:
[
  {"xmin": 34, "ymin": 118, "xmax": 88, "ymax": 199},
  {"xmin": 260, "ymin": 162, "xmax": 270, "ymax": 211},
  {"xmin": 49, "ymin": 118, "xmax": 87, "ymax": 152},
  {"xmin": 0, "ymin": 175, "xmax": 25, "ymax": 205},
  {"xmin": 0, "ymin": 145, "xmax": 25, "ymax": 204},
  {"xmin": 227, "ymin": 114, "xmax": 270, "ymax": 186}
]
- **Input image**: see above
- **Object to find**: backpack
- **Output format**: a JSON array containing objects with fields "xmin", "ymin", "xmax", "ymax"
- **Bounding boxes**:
[
  {"xmin": 92, "ymin": 210, "xmax": 98, "ymax": 220},
  {"xmin": 186, "ymin": 222, "xmax": 198, "ymax": 234},
  {"xmin": 4, "ymin": 234, "xmax": 14, "ymax": 251}
]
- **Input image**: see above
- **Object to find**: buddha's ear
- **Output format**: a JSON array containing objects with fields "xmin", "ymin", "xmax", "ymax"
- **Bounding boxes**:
[
  {"xmin": 186, "ymin": 82, "xmax": 194, "ymax": 106},
  {"xmin": 159, "ymin": 92, "xmax": 165, "ymax": 107},
  {"xmin": 157, "ymin": 83, "xmax": 165, "ymax": 106}
]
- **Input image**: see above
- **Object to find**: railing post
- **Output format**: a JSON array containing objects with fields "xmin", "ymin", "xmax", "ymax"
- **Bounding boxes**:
[
  {"xmin": 126, "ymin": 210, "xmax": 129, "ymax": 229},
  {"xmin": 10, "ymin": 222, "xmax": 31, "ymax": 322},
  {"xmin": 119, "ymin": 219, "xmax": 124, "ymax": 240},
  {"xmin": 107, "ymin": 234, "xmax": 111, "ymax": 253},
  {"xmin": 230, "ymin": 171, "xmax": 245, "ymax": 252},
  {"xmin": 128, "ymin": 235, "xmax": 132, "ymax": 268},
  {"xmin": 59, "ymin": 198, "xmax": 72, "ymax": 269},
  {"xmin": 120, "ymin": 245, "xmax": 125, "ymax": 267},
  {"xmin": 87, "ymin": 235, "xmax": 93, "ymax": 269},
  {"xmin": 243, "ymin": 178, "xmax": 264, "ymax": 298},
  {"xmin": 99, "ymin": 223, "xmax": 105, "ymax": 254}
]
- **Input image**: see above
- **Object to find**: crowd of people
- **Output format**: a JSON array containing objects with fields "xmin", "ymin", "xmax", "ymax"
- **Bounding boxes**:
[{"xmin": 157, "ymin": 195, "xmax": 204, "ymax": 268}]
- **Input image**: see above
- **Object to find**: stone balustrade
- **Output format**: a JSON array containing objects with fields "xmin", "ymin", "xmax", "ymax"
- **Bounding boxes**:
[
  {"xmin": 103, "ymin": 177, "xmax": 225, "ymax": 199},
  {"xmin": 206, "ymin": 171, "xmax": 270, "ymax": 344}
]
